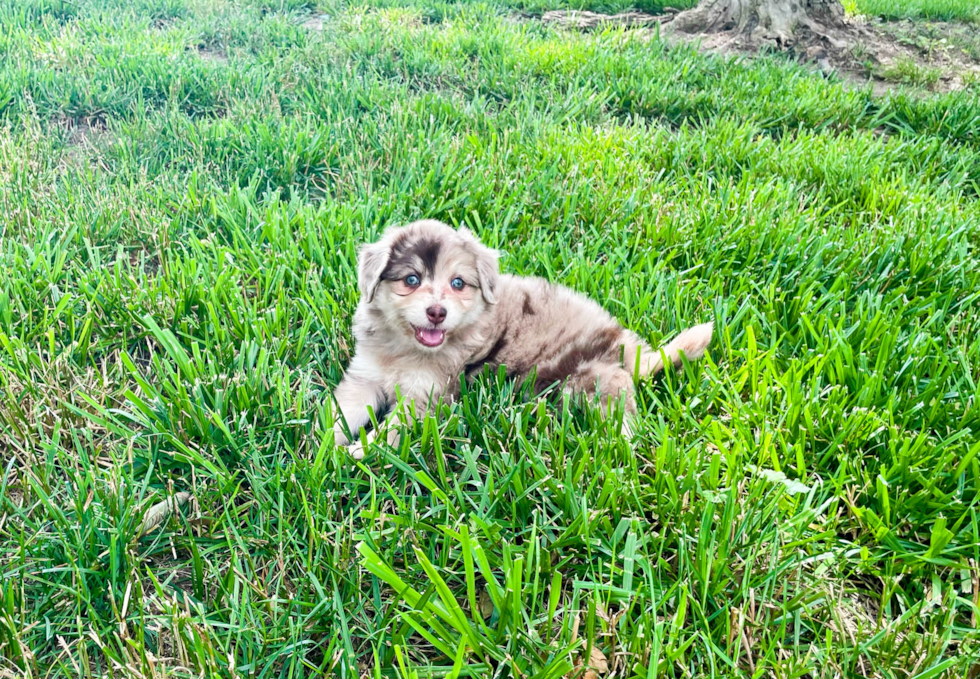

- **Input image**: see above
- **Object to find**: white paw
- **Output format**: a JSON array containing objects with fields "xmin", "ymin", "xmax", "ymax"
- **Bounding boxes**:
[
  {"xmin": 621, "ymin": 417, "xmax": 635, "ymax": 440},
  {"xmin": 348, "ymin": 439, "xmax": 366, "ymax": 460},
  {"xmin": 333, "ymin": 424, "xmax": 350, "ymax": 448}
]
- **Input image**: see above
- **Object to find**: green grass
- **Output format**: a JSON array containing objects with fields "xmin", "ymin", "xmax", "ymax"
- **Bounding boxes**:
[
  {"xmin": 877, "ymin": 56, "xmax": 944, "ymax": 87},
  {"xmin": 1, "ymin": 0, "xmax": 980, "ymax": 676},
  {"xmin": 849, "ymin": 0, "xmax": 980, "ymax": 22}
]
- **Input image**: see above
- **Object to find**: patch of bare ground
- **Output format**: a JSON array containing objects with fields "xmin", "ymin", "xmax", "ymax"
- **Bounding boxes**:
[
  {"xmin": 59, "ymin": 113, "xmax": 108, "ymax": 147},
  {"xmin": 55, "ymin": 114, "xmax": 111, "ymax": 168},
  {"xmin": 302, "ymin": 14, "xmax": 330, "ymax": 31},
  {"xmin": 537, "ymin": 9, "xmax": 980, "ymax": 94},
  {"xmin": 197, "ymin": 45, "xmax": 228, "ymax": 62},
  {"xmin": 677, "ymin": 17, "xmax": 980, "ymax": 93},
  {"xmin": 873, "ymin": 18, "xmax": 980, "ymax": 90},
  {"xmin": 149, "ymin": 16, "xmax": 178, "ymax": 31},
  {"xmin": 129, "ymin": 248, "xmax": 162, "ymax": 276}
]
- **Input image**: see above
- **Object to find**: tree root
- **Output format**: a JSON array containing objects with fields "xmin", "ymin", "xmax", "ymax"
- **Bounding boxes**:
[{"xmin": 667, "ymin": 0, "xmax": 859, "ymax": 51}]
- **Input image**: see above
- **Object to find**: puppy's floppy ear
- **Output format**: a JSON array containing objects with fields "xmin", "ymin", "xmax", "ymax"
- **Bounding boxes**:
[
  {"xmin": 459, "ymin": 227, "xmax": 499, "ymax": 304},
  {"xmin": 475, "ymin": 247, "xmax": 499, "ymax": 304},
  {"xmin": 357, "ymin": 239, "xmax": 390, "ymax": 303}
]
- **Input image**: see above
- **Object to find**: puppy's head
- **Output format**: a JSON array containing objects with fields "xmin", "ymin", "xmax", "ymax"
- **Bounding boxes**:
[{"xmin": 357, "ymin": 220, "xmax": 499, "ymax": 351}]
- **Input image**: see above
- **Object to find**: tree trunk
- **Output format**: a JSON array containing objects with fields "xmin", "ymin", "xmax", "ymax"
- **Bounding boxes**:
[{"xmin": 669, "ymin": 0, "xmax": 847, "ymax": 48}]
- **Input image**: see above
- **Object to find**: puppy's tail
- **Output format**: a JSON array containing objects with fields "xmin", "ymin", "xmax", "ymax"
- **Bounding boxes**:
[{"xmin": 637, "ymin": 322, "xmax": 714, "ymax": 377}]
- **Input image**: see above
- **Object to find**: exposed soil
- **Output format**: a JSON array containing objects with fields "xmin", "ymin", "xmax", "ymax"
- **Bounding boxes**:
[
  {"xmin": 197, "ymin": 46, "xmax": 228, "ymax": 63},
  {"xmin": 55, "ymin": 114, "xmax": 109, "ymax": 168},
  {"xmin": 150, "ymin": 16, "xmax": 178, "ymax": 31},
  {"xmin": 129, "ymin": 248, "xmax": 162, "ymax": 276},
  {"xmin": 60, "ymin": 113, "xmax": 108, "ymax": 147},
  {"xmin": 302, "ymin": 14, "xmax": 330, "ymax": 31},
  {"xmin": 874, "ymin": 18, "xmax": 980, "ymax": 90},
  {"xmin": 537, "ymin": 9, "xmax": 980, "ymax": 94}
]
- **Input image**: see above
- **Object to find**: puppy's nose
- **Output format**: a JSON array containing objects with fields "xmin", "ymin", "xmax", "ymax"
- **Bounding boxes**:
[{"xmin": 426, "ymin": 305, "xmax": 447, "ymax": 325}]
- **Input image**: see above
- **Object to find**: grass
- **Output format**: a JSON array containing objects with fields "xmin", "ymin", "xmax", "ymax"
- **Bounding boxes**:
[
  {"xmin": 850, "ymin": 0, "xmax": 980, "ymax": 22},
  {"xmin": 877, "ymin": 56, "xmax": 944, "ymax": 88},
  {"xmin": 1, "ymin": 0, "xmax": 980, "ymax": 676}
]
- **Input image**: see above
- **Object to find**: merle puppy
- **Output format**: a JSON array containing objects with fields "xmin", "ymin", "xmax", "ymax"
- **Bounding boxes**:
[{"xmin": 333, "ymin": 220, "xmax": 713, "ymax": 458}]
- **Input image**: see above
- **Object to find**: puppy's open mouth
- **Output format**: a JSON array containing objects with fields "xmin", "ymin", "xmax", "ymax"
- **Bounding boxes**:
[{"xmin": 414, "ymin": 326, "xmax": 446, "ymax": 348}]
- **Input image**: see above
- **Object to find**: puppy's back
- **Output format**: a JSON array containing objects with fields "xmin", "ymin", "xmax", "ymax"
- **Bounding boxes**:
[{"xmin": 467, "ymin": 275, "xmax": 644, "ymax": 389}]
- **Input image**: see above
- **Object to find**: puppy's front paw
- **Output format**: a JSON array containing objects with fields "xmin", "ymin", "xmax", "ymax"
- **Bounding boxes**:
[
  {"xmin": 333, "ymin": 423, "xmax": 350, "ymax": 448},
  {"xmin": 348, "ymin": 439, "xmax": 366, "ymax": 460},
  {"xmin": 385, "ymin": 427, "xmax": 401, "ymax": 448}
]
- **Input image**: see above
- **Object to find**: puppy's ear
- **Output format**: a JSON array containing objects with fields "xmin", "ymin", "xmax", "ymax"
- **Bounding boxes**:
[
  {"xmin": 460, "ymin": 227, "xmax": 499, "ymax": 304},
  {"xmin": 357, "ymin": 239, "xmax": 390, "ymax": 303},
  {"xmin": 476, "ymin": 247, "xmax": 499, "ymax": 304}
]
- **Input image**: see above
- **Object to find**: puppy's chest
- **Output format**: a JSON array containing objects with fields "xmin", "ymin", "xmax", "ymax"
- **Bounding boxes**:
[{"xmin": 383, "ymin": 358, "xmax": 458, "ymax": 401}]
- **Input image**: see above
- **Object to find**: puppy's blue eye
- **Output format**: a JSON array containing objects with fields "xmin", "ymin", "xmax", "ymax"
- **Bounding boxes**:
[
  {"xmin": 451, "ymin": 277, "xmax": 465, "ymax": 290},
  {"xmin": 405, "ymin": 274, "xmax": 420, "ymax": 287}
]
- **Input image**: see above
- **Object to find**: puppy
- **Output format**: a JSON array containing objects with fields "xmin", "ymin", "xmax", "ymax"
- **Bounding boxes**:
[{"xmin": 333, "ymin": 220, "xmax": 713, "ymax": 458}]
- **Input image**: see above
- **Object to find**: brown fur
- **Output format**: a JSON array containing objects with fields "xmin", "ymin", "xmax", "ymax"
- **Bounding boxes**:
[{"xmin": 333, "ymin": 220, "xmax": 714, "ymax": 458}]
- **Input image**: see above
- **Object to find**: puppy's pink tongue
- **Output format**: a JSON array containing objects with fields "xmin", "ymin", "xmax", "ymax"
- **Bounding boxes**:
[{"xmin": 416, "ymin": 327, "xmax": 446, "ymax": 347}]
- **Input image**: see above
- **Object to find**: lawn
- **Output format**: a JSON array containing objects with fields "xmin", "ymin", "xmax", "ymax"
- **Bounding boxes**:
[
  {"xmin": 1, "ymin": 0, "xmax": 980, "ymax": 676},
  {"xmin": 846, "ymin": 0, "xmax": 980, "ymax": 22}
]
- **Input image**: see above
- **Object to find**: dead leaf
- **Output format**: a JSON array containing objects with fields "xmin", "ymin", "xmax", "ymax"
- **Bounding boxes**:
[
  {"xmin": 566, "ymin": 659, "xmax": 596, "ymax": 679},
  {"xmin": 139, "ymin": 492, "xmax": 193, "ymax": 536},
  {"xmin": 478, "ymin": 588, "xmax": 494, "ymax": 619},
  {"xmin": 188, "ymin": 516, "xmax": 215, "ymax": 530},
  {"xmin": 588, "ymin": 646, "xmax": 608, "ymax": 674}
]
